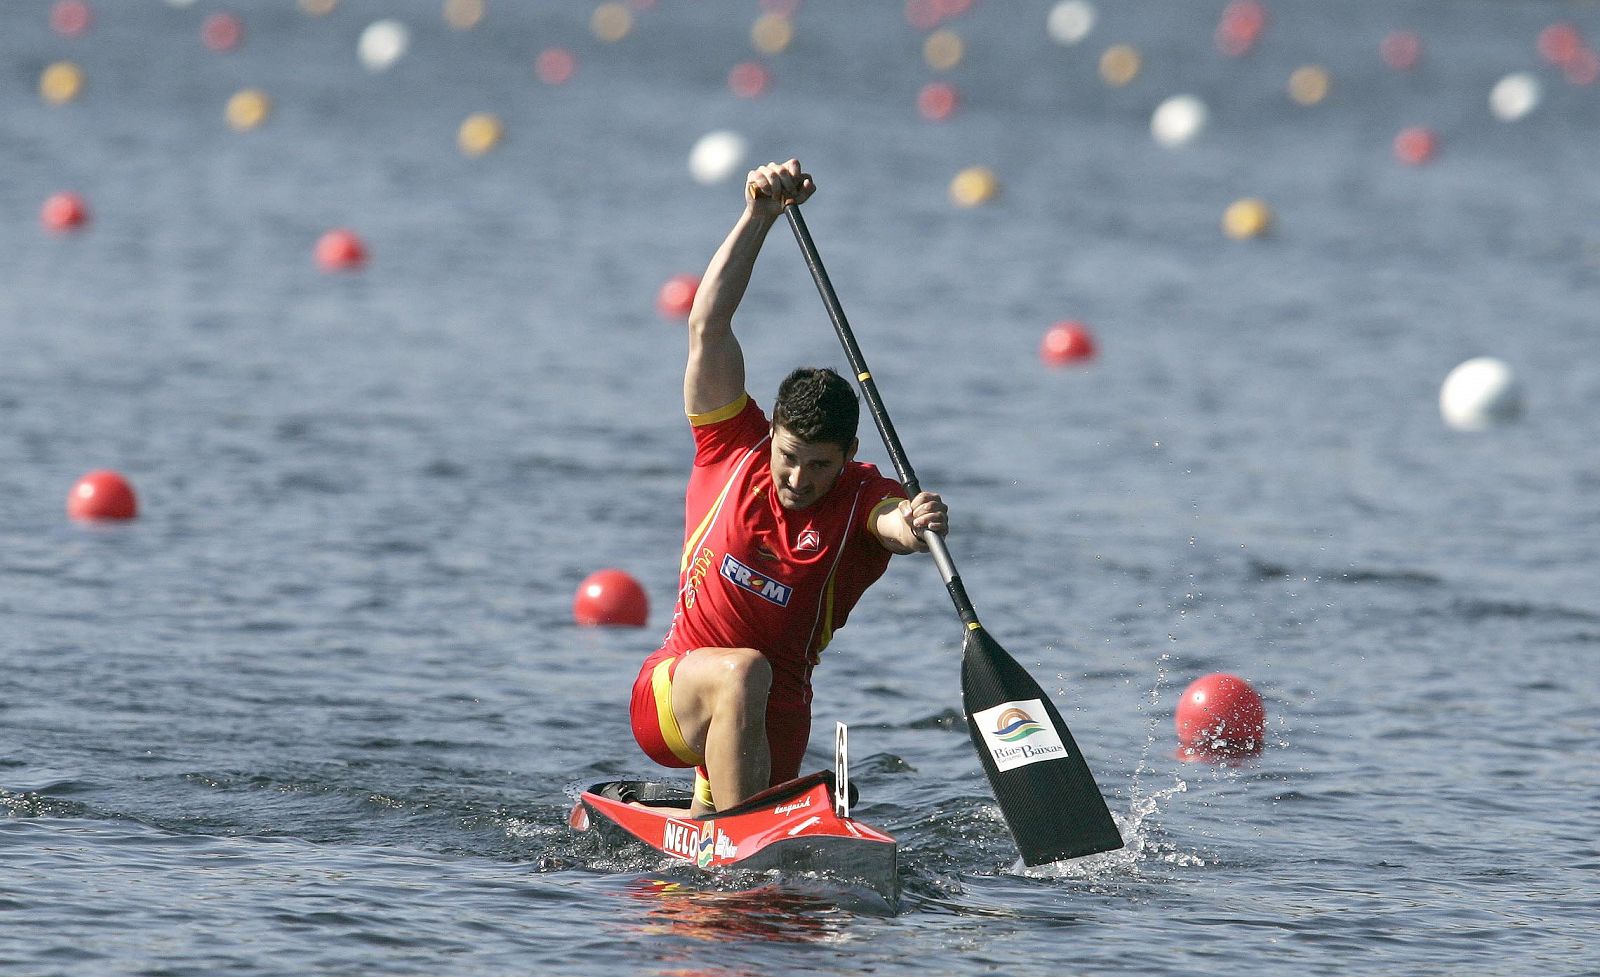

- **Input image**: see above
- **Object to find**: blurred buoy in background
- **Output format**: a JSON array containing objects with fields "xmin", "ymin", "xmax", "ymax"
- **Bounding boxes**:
[
  {"xmin": 1489, "ymin": 72, "xmax": 1541, "ymax": 121},
  {"xmin": 457, "ymin": 112, "xmax": 504, "ymax": 156},
  {"xmin": 1393, "ymin": 126, "xmax": 1438, "ymax": 165},
  {"xmin": 315, "ymin": 229, "xmax": 367, "ymax": 272},
  {"xmin": 443, "ymin": 0, "xmax": 485, "ymax": 30},
  {"xmin": 1380, "ymin": 30, "xmax": 1422, "ymax": 71},
  {"xmin": 924, "ymin": 29, "xmax": 964, "ymax": 71},
  {"xmin": 1440, "ymin": 357, "xmax": 1523, "ymax": 430},
  {"xmin": 1039, "ymin": 321, "xmax": 1096, "ymax": 366},
  {"xmin": 1215, "ymin": 0, "xmax": 1266, "ymax": 58},
  {"xmin": 1288, "ymin": 64, "xmax": 1330, "ymax": 105},
  {"xmin": 536, "ymin": 47, "xmax": 576, "ymax": 85},
  {"xmin": 1175, "ymin": 673, "xmax": 1265, "ymax": 760},
  {"xmin": 41, "ymin": 192, "xmax": 90, "ymax": 233},
  {"xmin": 1046, "ymin": 0, "xmax": 1095, "ymax": 46},
  {"xmin": 202, "ymin": 12, "xmax": 244, "ymax": 52},
  {"xmin": 688, "ymin": 130, "xmax": 747, "ymax": 185},
  {"xmin": 299, "ymin": 0, "xmax": 338, "ymax": 15},
  {"xmin": 1099, "ymin": 44, "xmax": 1141, "ymax": 87},
  {"xmin": 904, "ymin": 0, "xmax": 942, "ymax": 31},
  {"xmin": 51, "ymin": 0, "xmax": 94, "ymax": 38},
  {"xmin": 359, "ymin": 20, "xmax": 409, "ymax": 72},
  {"xmin": 68, "ymin": 470, "xmax": 138, "ymax": 521},
  {"xmin": 949, "ymin": 166, "xmax": 999, "ymax": 208},
  {"xmin": 591, "ymin": 3, "xmax": 633, "ymax": 43},
  {"xmin": 751, "ymin": 12, "xmax": 794, "ymax": 55},
  {"xmin": 1222, "ymin": 198, "xmax": 1273, "ymax": 240},
  {"xmin": 226, "ymin": 89, "xmax": 272, "ymax": 131},
  {"xmin": 728, "ymin": 61, "xmax": 770, "ymax": 98},
  {"xmin": 574, "ymin": 569, "xmax": 649, "ymax": 627},
  {"xmin": 1563, "ymin": 46, "xmax": 1600, "ymax": 86},
  {"xmin": 1538, "ymin": 22, "xmax": 1584, "ymax": 67},
  {"xmin": 918, "ymin": 81, "xmax": 959, "ymax": 121},
  {"xmin": 1151, "ymin": 94, "xmax": 1207, "ymax": 148},
  {"xmin": 656, "ymin": 274, "xmax": 699, "ymax": 319},
  {"xmin": 40, "ymin": 61, "xmax": 85, "ymax": 105}
]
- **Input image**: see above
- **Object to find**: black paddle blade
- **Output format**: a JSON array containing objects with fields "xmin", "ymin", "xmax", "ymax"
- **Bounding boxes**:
[{"xmin": 961, "ymin": 627, "xmax": 1124, "ymax": 865}]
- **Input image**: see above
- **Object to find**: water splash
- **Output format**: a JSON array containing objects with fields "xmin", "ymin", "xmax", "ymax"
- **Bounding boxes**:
[{"xmin": 1011, "ymin": 777, "xmax": 1205, "ymax": 882}]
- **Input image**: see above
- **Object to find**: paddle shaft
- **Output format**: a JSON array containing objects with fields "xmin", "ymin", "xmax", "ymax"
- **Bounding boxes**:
[{"xmin": 783, "ymin": 205, "xmax": 978, "ymax": 630}]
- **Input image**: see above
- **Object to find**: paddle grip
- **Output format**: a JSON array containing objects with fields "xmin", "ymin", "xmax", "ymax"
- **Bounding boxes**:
[{"xmin": 784, "ymin": 205, "xmax": 981, "ymax": 631}]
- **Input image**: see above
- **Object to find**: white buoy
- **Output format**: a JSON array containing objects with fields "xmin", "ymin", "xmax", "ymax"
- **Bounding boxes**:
[
  {"xmin": 1489, "ymin": 72, "xmax": 1541, "ymax": 122},
  {"xmin": 688, "ymin": 130, "xmax": 747, "ymax": 186},
  {"xmin": 1046, "ymin": 1, "xmax": 1096, "ymax": 46},
  {"xmin": 359, "ymin": 20, "xmax": 410, "ymax": 72},
  {"xmin": 1440, "ymin": 357, "xmax": 1524, "ymax": 430},
  {"xmin": 1151, "ymin": 94, "xmax": 1208, "ymax": 148}
]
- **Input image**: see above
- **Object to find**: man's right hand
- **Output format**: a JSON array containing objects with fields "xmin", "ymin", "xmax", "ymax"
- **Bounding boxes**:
[{"xmin": 746, "ymin": 159, "xmax": 815, "ymax": 218}]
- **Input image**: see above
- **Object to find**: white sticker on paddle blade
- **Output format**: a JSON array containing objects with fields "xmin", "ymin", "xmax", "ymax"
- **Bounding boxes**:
[{"xmin": 972, "ymin": 699, "xmax": 1069, "ymax": 772}]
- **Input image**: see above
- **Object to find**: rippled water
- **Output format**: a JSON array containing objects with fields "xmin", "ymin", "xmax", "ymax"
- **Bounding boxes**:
[{"xmin": 4, "ymin": 1, "xmax": 1598, "ymax": 975}]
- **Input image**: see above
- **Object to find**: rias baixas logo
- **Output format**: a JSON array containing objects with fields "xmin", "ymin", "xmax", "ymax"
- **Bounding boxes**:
[{"xmin": 973, "ymin": 699, "xmax": 1069, "ymax": 772}]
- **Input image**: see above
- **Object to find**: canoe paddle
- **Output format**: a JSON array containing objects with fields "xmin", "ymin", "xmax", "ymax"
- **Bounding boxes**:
[{"xmin": 780, "ymin": 201, "xmax": 1125, "ymax": 865}]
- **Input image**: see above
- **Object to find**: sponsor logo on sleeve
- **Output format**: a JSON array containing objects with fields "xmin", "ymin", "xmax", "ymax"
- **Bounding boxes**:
[
  {"xmin": 720, "ymin": 553, "xmax": 793, "ymax": 606},
  {"xmin": 971, "ymin": 700, "xmax": 1069, "ymax": 772}
]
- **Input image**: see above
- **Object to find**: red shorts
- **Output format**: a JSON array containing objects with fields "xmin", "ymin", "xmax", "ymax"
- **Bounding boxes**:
[{"xmin": 630, "ymin": 647, "xmax": 812, "ymax": 790}]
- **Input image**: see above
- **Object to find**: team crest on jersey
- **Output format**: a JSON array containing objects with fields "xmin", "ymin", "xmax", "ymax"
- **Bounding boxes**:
[
  {"xmin": 796, "ymin": 529, "xmax": 821, "ymax": 551},
  {"xmin": 720, "ymin": 553, "xmax": 793, "ymax": 606}
]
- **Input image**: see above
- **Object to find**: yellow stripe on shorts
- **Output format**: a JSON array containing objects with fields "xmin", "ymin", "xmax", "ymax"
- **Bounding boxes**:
[{"xmin": 651, "ymin": 658, "xmax": 703, "ymax": 766}]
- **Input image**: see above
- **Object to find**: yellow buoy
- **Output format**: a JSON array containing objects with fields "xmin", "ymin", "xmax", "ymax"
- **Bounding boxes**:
[
  {"xmin": 458, "ymin": 112, "xmax": 504, "ymax": 156},
  {"xmin": 751, "ymin": 13, "xmax": 793, "ymax": 55},
  {"xmin": 591, "ymin": 2, "xmax": 632, "ymax": 43},
  {"xmin": 924, "ymin": 29, "xmax": 965, "ymax": 71},
  {"xmin": 950, "ymin": 167, "xmax": 1000, "ymax": 208},
  {"xmin": 1099, "ymin": 44, "xmax": 1141, "ymax": 87},
  {"xmin": 443, "ymin": 0, "xmax": 484, "ymax": 30},
  {"xmin": 1288, "ymin": 65, "xmax": 1330, "ymax": 106},
  {"xmin": 298, "ymin": 0, "xmax": 337, "ymax": 15},
  {"xmin": 225, "ymin": 89, "xmax": 272, "ymax": 131},
  {"xmin": 40, "ymin": 61, "xmax": 85, "ymax": 105},
  {"xmin": 1222, "ymin": 198, "xmax": 1273, "ymax": 240}
]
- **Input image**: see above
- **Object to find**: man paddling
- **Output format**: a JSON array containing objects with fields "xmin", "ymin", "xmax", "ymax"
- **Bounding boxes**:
[{"xmin": 630, "ymin": 159, "xmax": 949, "ymax": 817}]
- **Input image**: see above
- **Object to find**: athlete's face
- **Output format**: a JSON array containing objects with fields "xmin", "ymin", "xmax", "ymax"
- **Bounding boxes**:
[{"xmin": 769, "ymin": 426, "xmax": 856, "ymax": 510}]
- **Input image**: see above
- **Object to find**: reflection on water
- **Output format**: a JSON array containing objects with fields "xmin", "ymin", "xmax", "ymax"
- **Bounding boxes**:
[{"xmin": 623, "ymin": 877, "xmax": 859, "ymax": 962}]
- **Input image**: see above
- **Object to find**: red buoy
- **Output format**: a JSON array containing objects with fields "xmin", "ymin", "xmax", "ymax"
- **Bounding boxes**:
[
  {"xmin": 1393, "ymin": 126, "xmax": 1438, "ymax": 165},
  {"xmin": 574, "ymin": 569, "xmax": 649, "ymax": 627},
  {"xmin": 1039, "ymin": 321, "xmax": 1096, "ymax": 366},
  {"xmin": 1380, "ymin": 30, "xmax": 1422, "ymax": 71},
  {"xmin": 68, "ymin": 470, "xmax": 138, "ymax": 521},
  {"xmin": 202, "ymin": 12, "xmax": 243, "ymax": 52},
  {"xmin": 728, "ymin": 62, "xmax": 771, "ymax": 99},
  {"xmin": 41, "ymin": 192, "xmax": 90, "ymax": 233},
  {"xmin": 50, "ymin": 0, "xmax": 93, "ymax": 38},
  {"xmin": 656, "ymin": 274, "xmax": 699, "ymax": 319},
  {"xmin": 1175, "ymin": 673, "xmax": 1265, "ymax": 759},
  {"xmin": 1538, "ymin": 23, "xmax": 1585, "ymax": 68},
  {"xmin": 536, "ymin": 47, "xmax": 576, "ymax": 86},
  {"xmin": 1215, "ymin": 0, "xmax": 1267, "ymax": 58},
  {"xmin": 917, "ymin": 82, "xmax": 959, "ymax": 121},
  {"xmin": 315, "ymin": 229, "xmax": 367, "ymax": 272}
]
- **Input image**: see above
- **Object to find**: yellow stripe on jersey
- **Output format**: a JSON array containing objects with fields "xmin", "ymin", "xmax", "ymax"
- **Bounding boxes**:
[
  {"xmin": 687, "ymin": 392, "xmax": 750, "ymax": 428},
  {"xmin": 680, "ymin": 451, "xmax": 753, "ymax": 573},
  {"xmin": 865, "ymin": 495, "xmax": 905, "ymax": 544}
]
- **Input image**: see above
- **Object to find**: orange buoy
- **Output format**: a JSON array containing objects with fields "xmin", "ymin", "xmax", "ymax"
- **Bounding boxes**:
[
  {"xmin": 68, "ymin": 470, "xmax": 138, "ymax": 521},
  {"xmin": 574, "ymin": 569, "xmax": 649, "ymax": 627},
  {"xmin": 1175, "ymin": 673, "xmax": 1266, "ymax": 759},
  {"xmin": 1393, "ymin": 125, "xmax": 1438, "ymax": 165},
  {"xmin": 656, "ymin": 275, "xmax": 699, "ymax": 319},
  {"xmin": 315, "ymin": 229, "xmax": 367, "ymax": 271},
  {"xmin": 1039, "ymin": 321, "xmax": 1096, "ymax": 366},
  {"xmin": 41, "ymin": 192, "xmax": 90, "ymax": 233}
]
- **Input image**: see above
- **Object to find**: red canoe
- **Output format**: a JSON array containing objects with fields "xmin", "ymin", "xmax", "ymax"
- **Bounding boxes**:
[{"xmin": 569, "ymin": 770, "xmax": 898, "ymax": 906}]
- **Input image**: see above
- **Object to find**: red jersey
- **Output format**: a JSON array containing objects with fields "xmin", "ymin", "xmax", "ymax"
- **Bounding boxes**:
[{"xmin": 655, "ymin": 394, "xmax": 906, "ymax": 708}]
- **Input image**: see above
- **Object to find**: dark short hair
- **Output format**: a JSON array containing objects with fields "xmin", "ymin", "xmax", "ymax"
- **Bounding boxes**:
[{"xmin": 772, "ymin": 367, "xmax": 858, "ymax": 449}]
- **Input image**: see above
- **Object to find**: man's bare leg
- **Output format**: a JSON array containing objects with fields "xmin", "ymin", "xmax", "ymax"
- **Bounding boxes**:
[{"xmin": 667, "ymin": 646, "xmax": 772, "ymax": 816}]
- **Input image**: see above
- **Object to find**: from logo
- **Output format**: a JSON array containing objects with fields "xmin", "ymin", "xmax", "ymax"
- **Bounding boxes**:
[
  {"xmin": 796, "ymin": 529, "xmax": 821, "ymax": 551},
  {"xmin": 720, "ymin": 553, "xmax": 793, "ymax": 606},
  {"xmin": 971, "ymin": 699, "xmax": 1069, "ymax": 773},
  {"xmin": 992, "ymin": 707, "xmax": 1045, "ymax": 742}
]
